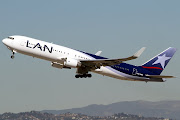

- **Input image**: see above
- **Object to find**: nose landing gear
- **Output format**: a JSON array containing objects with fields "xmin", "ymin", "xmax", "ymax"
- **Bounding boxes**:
[{"xmin": 11, "ymin": 50, "xmax": 16, "ymax": 59}]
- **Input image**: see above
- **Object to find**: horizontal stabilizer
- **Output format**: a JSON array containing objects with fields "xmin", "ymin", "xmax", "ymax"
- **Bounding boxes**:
[{"xmin": 146, "ymin": 75, "xmax": 175, "ymax": 78}]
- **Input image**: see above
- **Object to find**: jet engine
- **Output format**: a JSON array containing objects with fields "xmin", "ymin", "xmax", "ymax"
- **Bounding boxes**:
[{"xmin": 64, "ymin": 58, "xmax": 81, "ymax": 68}]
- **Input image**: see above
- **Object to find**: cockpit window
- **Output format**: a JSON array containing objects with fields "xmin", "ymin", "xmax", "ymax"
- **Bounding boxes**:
[{"xmin": 8, "ymin": 36, "xmax": 14, "ymax": 40}]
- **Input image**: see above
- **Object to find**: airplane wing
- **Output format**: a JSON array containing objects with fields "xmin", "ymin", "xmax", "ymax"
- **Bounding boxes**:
[{"xmin": 80, "ymin": 47, "xmax": 146, "ymax": 69}]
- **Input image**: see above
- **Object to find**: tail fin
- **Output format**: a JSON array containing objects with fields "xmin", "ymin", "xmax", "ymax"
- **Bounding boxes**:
[{"xmin": 141, "ymin": 47, "xmax": 177, "ymax": 75}]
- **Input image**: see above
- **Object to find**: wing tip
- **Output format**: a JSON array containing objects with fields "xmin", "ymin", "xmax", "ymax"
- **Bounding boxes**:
[{"xmin": 134, "ymin": 47, "xmax": 146, "ymax": 58}]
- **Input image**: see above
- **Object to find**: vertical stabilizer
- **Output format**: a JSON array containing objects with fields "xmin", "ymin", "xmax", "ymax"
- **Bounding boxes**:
[{"xmin": 141, "ymin": 47, "xmax": 177, "ymax": 75}]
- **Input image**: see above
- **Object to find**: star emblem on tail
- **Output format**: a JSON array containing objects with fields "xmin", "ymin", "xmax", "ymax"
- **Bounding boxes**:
[{"xmin": 152, "ymin": 54, "xmax": 171, "ymax": 69}]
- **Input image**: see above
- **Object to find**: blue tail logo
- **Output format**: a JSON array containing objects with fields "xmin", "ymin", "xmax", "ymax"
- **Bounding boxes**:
[{"xmin": 141, "ymin": 47, "xmax": 176, "ymax": 75}]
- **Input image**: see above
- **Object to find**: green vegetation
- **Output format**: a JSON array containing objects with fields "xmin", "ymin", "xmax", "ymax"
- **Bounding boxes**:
[{"xmin": 0, "ymin": 111, "xmax": 171, "ymax": 120}]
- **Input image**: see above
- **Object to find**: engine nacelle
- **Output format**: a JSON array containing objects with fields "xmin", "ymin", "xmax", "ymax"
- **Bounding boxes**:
[
  {"xmin": 64, "ymin": 58, "xmax": 81, "ymax": 68},
  {"xmin": 51, "ymin": 62, "xmax": 64, "ymax": 69}
]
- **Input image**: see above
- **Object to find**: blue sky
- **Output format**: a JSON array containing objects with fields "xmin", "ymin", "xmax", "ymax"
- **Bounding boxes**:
[{"xmin": 0, "ymin": 0, "xmax": 180, "ymax": 113}]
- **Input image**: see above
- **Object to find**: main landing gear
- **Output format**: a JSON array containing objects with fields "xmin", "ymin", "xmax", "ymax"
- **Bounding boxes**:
[
  {"xmin": 11, "ymin": 50, "xmax": 15, "ymax": 59},
  {"xmin": 75, "ymin": 74, "xmax": 92, "ymax": 78}
]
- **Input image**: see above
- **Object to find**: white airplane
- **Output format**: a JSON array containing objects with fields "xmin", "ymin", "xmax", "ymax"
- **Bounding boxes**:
[{"xmin": 2, "ymin": 35, "xmax": 177, "ymax": 82}]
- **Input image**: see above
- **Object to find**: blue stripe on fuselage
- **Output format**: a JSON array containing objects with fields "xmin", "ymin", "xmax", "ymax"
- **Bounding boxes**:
[{"xmin": 111, "ymin": 63, "xmax": 156, "ymax": 77}]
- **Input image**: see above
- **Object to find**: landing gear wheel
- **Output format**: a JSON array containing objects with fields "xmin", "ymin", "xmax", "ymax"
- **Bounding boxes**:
[
  {"xmin": 87, "ymin": 74, "xmax": 92, "ymax": 78},
  {"xmin": 75, "ymin": 74, "xmax": 92, "ymax": 78},
  {"xmin": 11, "ymin": 55, "xmax": 14, "ymax": 59},
  {"xmin": 75, "ymin": 75, "xmax": 79, "ymax": 78}
]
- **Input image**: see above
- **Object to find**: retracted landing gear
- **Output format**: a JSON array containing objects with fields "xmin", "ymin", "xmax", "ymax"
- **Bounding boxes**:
[
  {"xmin": 75, "ymin": 74, "xmax": 92, "ymax": 78},
  {"xmin": 11, "ymin": 50, "xmax": 16, "ymax": 59}
]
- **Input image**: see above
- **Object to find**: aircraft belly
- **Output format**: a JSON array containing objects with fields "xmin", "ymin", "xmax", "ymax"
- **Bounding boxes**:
[{"xmin": 94, "ymin": 66, "xmax": 134, "ymax": 81}]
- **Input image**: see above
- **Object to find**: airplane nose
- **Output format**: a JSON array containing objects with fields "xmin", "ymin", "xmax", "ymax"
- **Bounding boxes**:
[
  {"xmin": 2, "ymin": 39, "xmax": 6, "ymax": 45},
  {"xmin": 2, "ymin": 38, "xmax": 11, "ymax": 46}
]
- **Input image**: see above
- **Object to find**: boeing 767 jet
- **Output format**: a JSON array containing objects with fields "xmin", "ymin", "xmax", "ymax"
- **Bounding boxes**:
[{"xmin": 2, "ymin": 35, "xmax": 177, "ymax": 82}]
